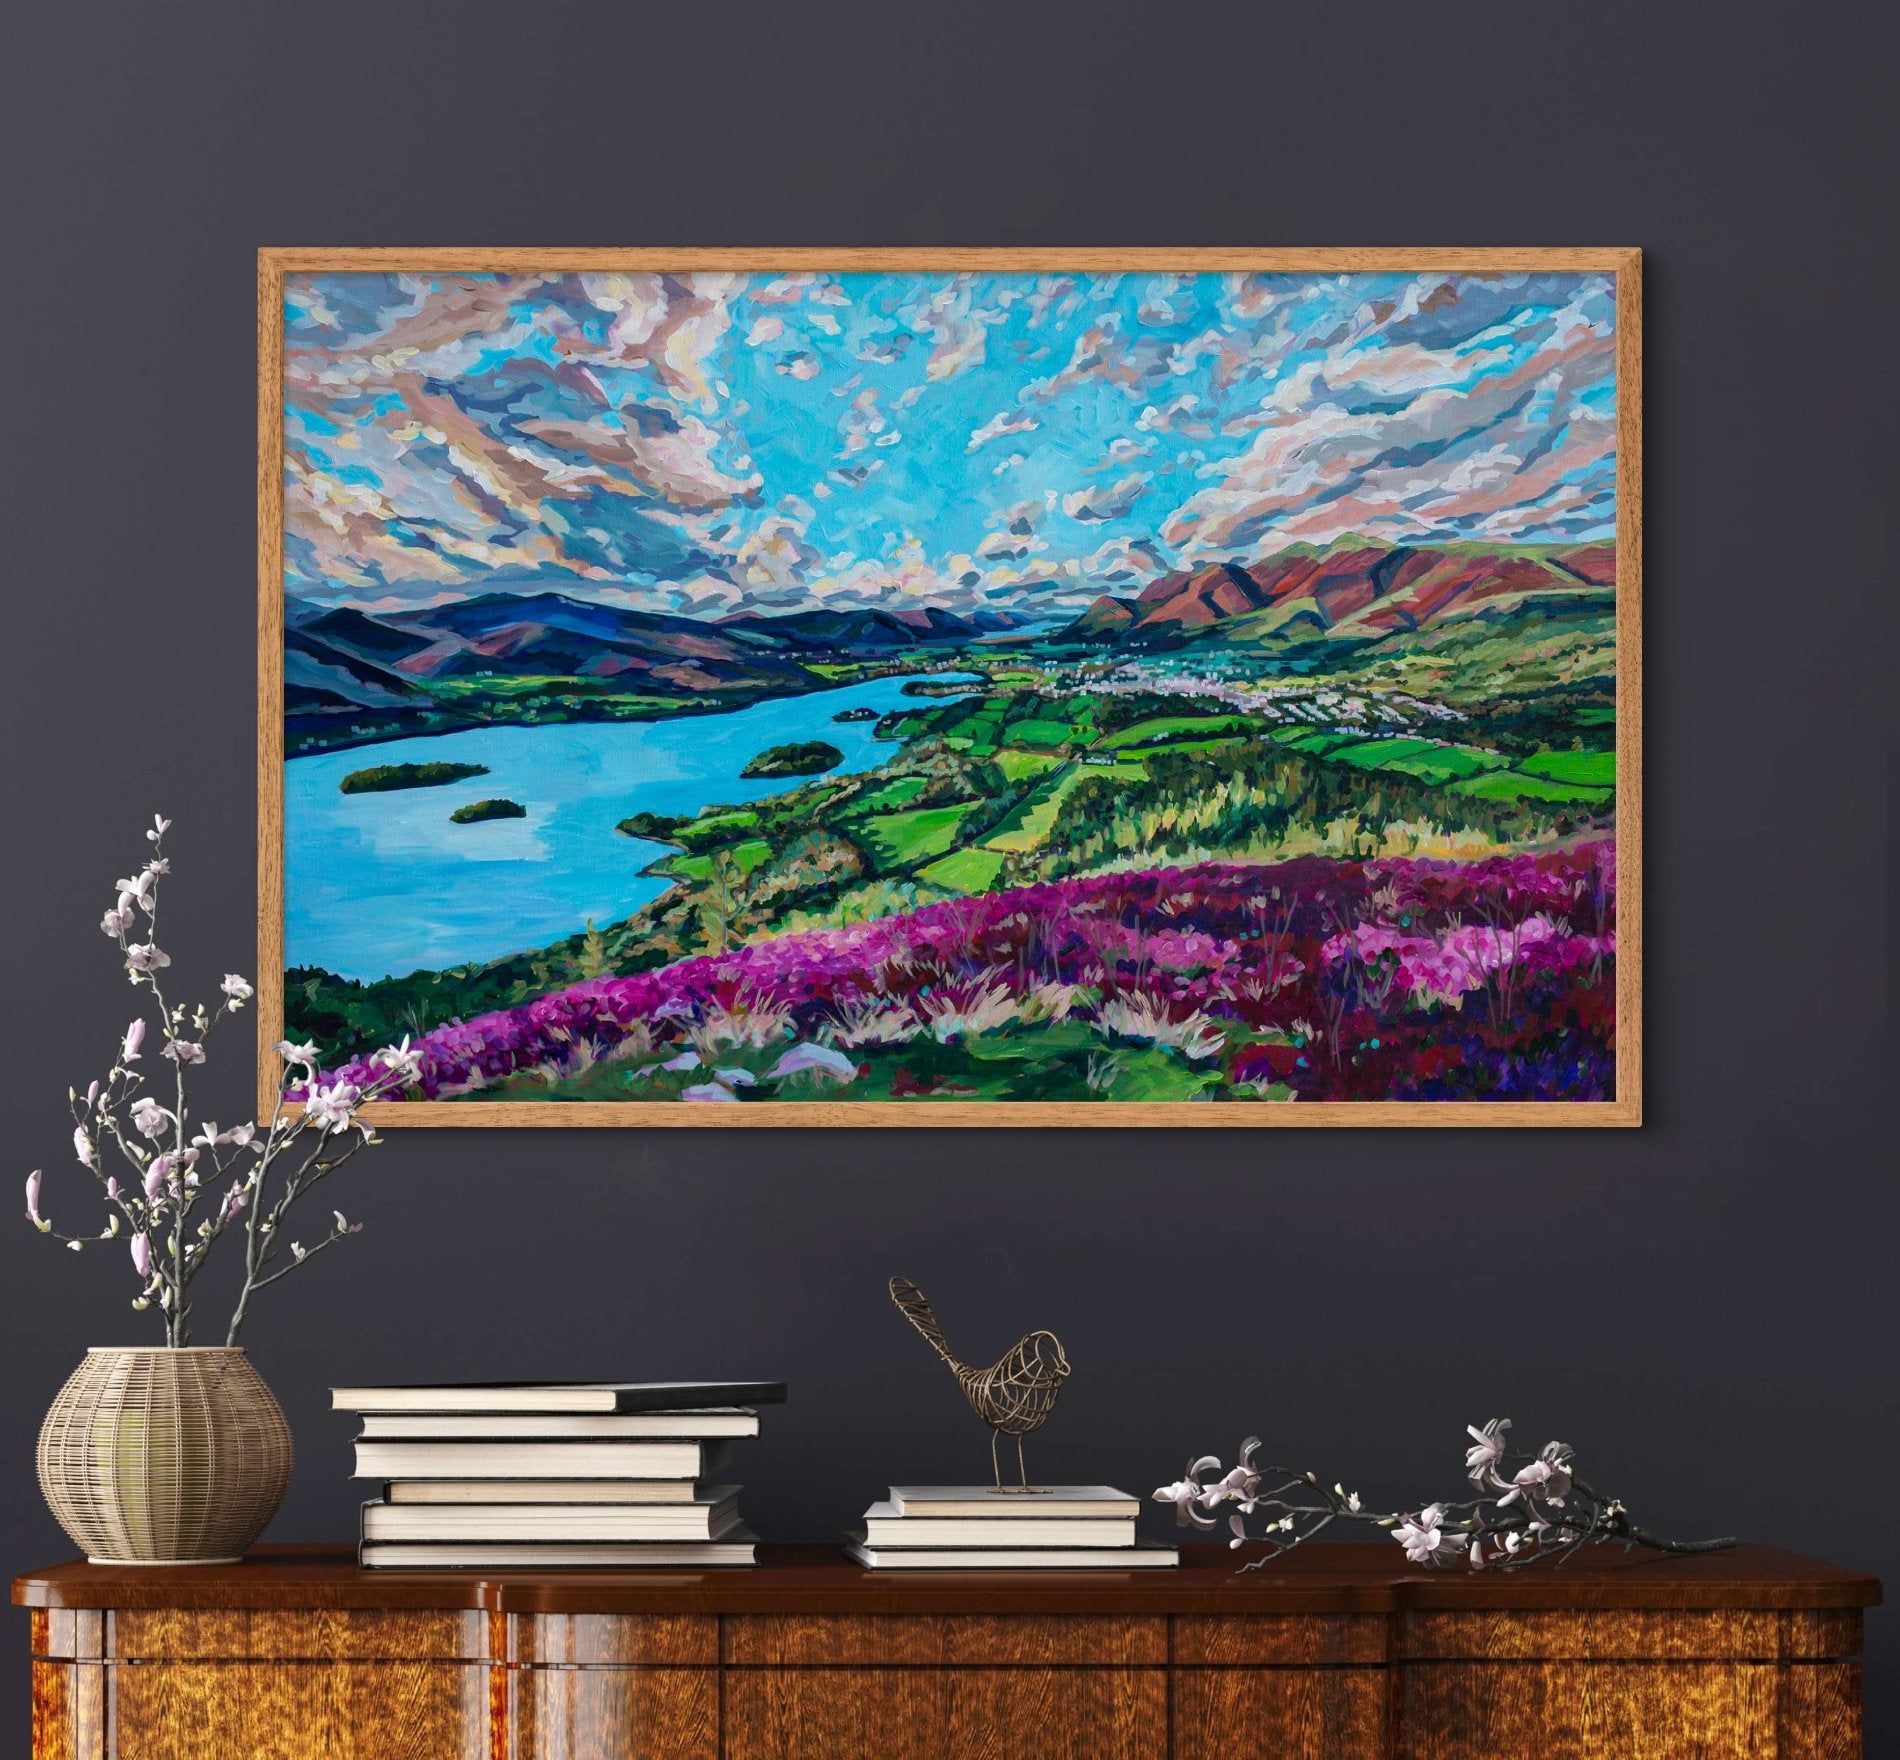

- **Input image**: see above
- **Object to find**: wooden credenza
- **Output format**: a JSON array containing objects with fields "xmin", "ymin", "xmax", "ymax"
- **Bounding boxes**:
[{"xmin": 14, "ymin": 1543, "xmax": 1879, "ymax": 1758}]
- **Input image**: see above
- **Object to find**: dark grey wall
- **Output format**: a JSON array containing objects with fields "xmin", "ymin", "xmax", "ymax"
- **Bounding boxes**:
[{"xmin": 3, "ymin": 0, "xmax": 1893, "ymax": 1746}]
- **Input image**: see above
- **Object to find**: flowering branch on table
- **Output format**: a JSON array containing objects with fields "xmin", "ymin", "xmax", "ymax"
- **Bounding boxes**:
[
  {"xmin": 23, "ymin": 816, "xmax": 420, "ymax": 1347},
  {"xmin": 1154, "ymin": 1418, "xmax": 1736, "ymax": 1572}
]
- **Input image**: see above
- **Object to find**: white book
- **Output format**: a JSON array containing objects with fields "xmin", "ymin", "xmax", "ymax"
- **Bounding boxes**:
[
  {"xmin": 357, "ymin": 1409, "xmax": 759, "ymax": 1440},
  {"xmin": 362, "ymin": 1488, "xmax": 742, "ymax": 1543},
  {"xmin": 861, "ymin": 1501, "xmax": 1135, "ymax": 1548},
  {"xmin": 386, "ymin": 1480, "xmax": 704, "ymax": 1505},
  {"xmin": 333, "ymin": 1381, "xmax": 784, "ymax": 1414},
  {"xmin": 890, "ymin": 1485, "xmax": 1142, "ymax": 1519},
  {"xmin": 353, "ymin": 1439, "xmax": 730, "ymax": 1481},
  {"xmin": 363, "ymin": 1530, "xmax": 758, "ymax": 1569},
  {"xmin": 847, "ymin": 1535, "xmax": 1178, "ymax": 1570}
]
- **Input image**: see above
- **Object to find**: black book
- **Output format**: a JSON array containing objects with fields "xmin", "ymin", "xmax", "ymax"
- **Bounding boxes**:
[{"xmin": 331, "ymin": 1380, "xmax": 786, "ymax": 1415}]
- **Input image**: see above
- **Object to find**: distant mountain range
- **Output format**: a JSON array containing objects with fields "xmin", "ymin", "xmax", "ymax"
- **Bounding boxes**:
[
  {"xmin": 285, "ymin": 545, "xmax": 1615, "ymax": 748},
  {"xmin": 1059, "ymin": 541, "xmax": 1616, "ymax": 651},
  {"xmin": 284, "ymin": 589, "xmax": 1031, "ymax": 730}
]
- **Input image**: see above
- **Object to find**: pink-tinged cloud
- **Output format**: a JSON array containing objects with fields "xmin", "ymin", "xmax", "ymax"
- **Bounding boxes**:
[
  {"xmin": 1164, "ymin": 283, "xmax": 1616, "ymax": 561},
  {"xmin": 903, "ymin": 276, "xmax": 1003, "ymax": 382}
]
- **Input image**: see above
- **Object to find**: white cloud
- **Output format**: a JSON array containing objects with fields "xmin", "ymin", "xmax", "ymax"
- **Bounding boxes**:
[
  {"xmin": 967, "ymin": 407, "xmax": 1039, "ymax": 451},
  {"xmin": 1063, "ymin": 472, "xmax": 1151, "ymax": 522}
]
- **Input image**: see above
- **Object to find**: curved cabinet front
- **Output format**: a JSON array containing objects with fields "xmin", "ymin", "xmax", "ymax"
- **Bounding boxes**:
[{"xmin": 16, "ymin": 1544, "xmax": 1875, "ymax": 1760}]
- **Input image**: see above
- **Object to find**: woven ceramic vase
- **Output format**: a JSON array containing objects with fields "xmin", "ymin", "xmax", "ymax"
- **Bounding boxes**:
[{"xmin": 37, "ymin": 1347, "xmax": 293, "ymax": 1564}]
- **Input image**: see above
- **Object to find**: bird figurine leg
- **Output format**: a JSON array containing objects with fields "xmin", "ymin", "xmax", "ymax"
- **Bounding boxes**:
[
  {"xmin": 1016, "ymin": 1433, "xmax": 1030, "ymax": 1491},
  {"xmin": 990, "ymin": 1429, "xmax": 1004, "ymax": 1492}
]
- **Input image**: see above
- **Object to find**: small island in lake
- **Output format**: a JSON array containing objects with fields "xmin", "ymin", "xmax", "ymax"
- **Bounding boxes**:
[
  {"xmin": 341, "ymin": 761, "xmax": 490, "ymax": 795},
  {"xmin": 740, "ymin": 740, "xmax": 843, "ymax": 779},
  {"xmin": 450, "ymin": 798, "xmax": 527, "ymax": 823},
  {"xmin": 832, "ymin": 707, "xmax": 878, "ymax": 723}
]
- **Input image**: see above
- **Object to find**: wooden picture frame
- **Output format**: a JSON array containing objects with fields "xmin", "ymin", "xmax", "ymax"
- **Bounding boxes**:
[{"xmin": 260, "ymin": 248, "xmax": 1641, "ymax": 1127}]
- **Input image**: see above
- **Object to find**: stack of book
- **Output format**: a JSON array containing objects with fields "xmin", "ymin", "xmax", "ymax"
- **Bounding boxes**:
[
  {"xmin": 846, "ymin": 1485, "xmax": 1177, "ymax": 1569},
  {"xmin": 333, "ymin": 1379, "xmax": 784, "ymax": 1568}
]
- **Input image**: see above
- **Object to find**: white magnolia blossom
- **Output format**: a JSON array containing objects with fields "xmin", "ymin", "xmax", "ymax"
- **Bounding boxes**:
[
  {"xmin": 27, "ymin": 817, "xmax": 412, "ymax": 1346},
  {"xmin": 1152, "ymin": 1478, "xmax": 1205, "ymax": 1523},
  {"xmin": 303, "ymin": 1081, "xmax": 362, "ymax": 1135},
  {"xmin": 1394, "ymin": 1505, "xmax": 1465, "ymax": 1565},
  {"xmin": 1498, "ymin": 1442, "xmax": 1574, "ymax": 1509},
  {"xmin": 370, "ymin": 1036, "xmax": 422, "ymax": 1085},
  {"xmin": 1465, "ymin": 1418, "xmax": 1510, "ymax": 1483},
  {"xmin": 114, "ymin": 871, "xmax": 157, "ymax": 911},
  {"xmin": 1160, "ymin": 1419, "xmax": 1732, "ymax": 1576}
]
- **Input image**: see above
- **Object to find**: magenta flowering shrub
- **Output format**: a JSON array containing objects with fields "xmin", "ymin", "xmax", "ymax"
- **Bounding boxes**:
[{"xmin": 324, "ymin": 841, "xmax": 1618, "ymax": 1105}]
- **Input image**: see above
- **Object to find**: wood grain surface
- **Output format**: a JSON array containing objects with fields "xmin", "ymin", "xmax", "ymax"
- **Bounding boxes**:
[
  {"xmin": 723, "ymin": 1665, "xmax": 1167, "ymax": 1760},
  {"xmin": 16, "ymin": 1543, "xmax": 1874, "ymax": 1758},
  {"xmin": 15, "ymin": 1542, "xmax": 1878, "ymax": 1616}
]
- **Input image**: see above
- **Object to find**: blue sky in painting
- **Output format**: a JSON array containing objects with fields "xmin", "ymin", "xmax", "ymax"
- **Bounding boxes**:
[{"xmin": 282, "ymin": 269, "xmax": 1617, "ymax": 619}]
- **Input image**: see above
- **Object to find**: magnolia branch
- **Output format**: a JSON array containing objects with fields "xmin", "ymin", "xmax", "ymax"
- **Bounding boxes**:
[
  {"xmin": 24, "ymin": 817, "xmax": 417, "ymax": 1346},
  {"xmin": 1156, "ymin": 1419, "xmax": 1736, "ymax": 1573}
]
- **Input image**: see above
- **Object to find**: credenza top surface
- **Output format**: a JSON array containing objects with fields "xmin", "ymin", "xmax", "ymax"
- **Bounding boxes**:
[{"xmin": 11, "ymin": 1543, "xmax": 1880, "ymax": 1616}]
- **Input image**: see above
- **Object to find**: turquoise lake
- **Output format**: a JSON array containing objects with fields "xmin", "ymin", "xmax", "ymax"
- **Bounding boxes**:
[{"xmin": 285, "ymin": 674, "xmax": 978, "ymax": 981}]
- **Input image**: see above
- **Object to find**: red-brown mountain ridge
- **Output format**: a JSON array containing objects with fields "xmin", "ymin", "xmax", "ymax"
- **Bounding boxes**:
[{"xmin": 1063, "ymin": 541, "xmax": 1615, "ymax": 647}]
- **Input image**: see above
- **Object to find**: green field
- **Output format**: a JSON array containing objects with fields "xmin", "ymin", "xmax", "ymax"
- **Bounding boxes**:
[
  {"xmin": 1454, "ymin": 771, "xmax": 1614, "ymax": 805},
  {"xmin": 1099, "ymin": 713, "xmax": 1255, "ymax": 749},
  {"xmin": 1519, "ymin": 749, "xmax": 1617, "ymax": 786},
  {"xmin": 1373, "ymin": 744, "xmax": 1509, "ymax": 783},
  {"xmin": 1001, "ymin": 717, "xmax": 1081, "ymax": 749},
  {"xmin": 842, "ymin": 774, "xmax": 929, "ymax": 815},
  {"xmin": 917, "ymin": 846, "xmax": 1008, "ymax": 892},
  {"xmin": 858, "ymin": 802, "xmax": 983, "ymax": 870},
  {"xmin": 661, "ymin": 838, "xmax": 774, "ymax": 880},
  {"xmin": 993, "ymin": 748, "xmax": 1061, "ymax": 783},
  {"xmin": 674, "ymin": 808, "xmax": 761, "ymax": 846},
  {"xmin": 984, "ymin": 761, "xmax": 1141, "ymax": 855}
]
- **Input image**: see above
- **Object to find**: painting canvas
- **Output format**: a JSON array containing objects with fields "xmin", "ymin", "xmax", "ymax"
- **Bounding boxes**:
[{"xmin": 259, "ymin": 249, "xmax": 1639, "ymax": 1124}]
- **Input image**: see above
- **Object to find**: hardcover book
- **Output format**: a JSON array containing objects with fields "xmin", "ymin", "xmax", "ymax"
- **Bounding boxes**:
[
  {"xmin": 355, "ymin": 1409, "xmax": 760, "ymax": 1440},
  {"xmin": 362, "ymin": 1530, "xmax": 759, "ymax": 1569},
  {"xmin": 384, "ymin": 1479, "xmax": 703, "ymax": 1504},
  {"xmin": 361, "ymin": 1489, "xmax": 742, "ymax": 1543},
  {"xmin": 846, "ymin": 1535, "xmax": 1178, "ymax": 1570},
  {"xmin": 352, "ymin": 1438, "xmax": 731, "ymax": 1481},
  {"xmin": 860, "ymin": 1501, "xmax": 1134, "ymax": 1549},
  {"xmin": 889, "ymin": 1485, "xmax": 1141, "ymax": 1518},
  {"xmin": 331, "ymin": 1380, "xmax": 785, "ymax": 1414}
]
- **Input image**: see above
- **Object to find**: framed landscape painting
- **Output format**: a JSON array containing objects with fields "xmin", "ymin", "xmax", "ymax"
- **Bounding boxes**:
[{"xmin": 258, "ymin": 248, "xmax": 1640, "ymax": 1126}]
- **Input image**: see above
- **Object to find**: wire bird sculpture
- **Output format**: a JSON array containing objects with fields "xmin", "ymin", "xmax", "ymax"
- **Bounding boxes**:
[{"xmin": 889, "ymin": 1275, "xmax": 1072, "ymax": 1492}]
